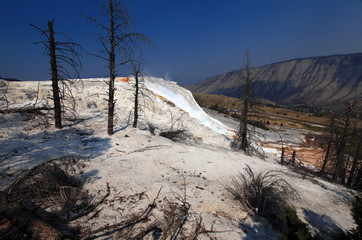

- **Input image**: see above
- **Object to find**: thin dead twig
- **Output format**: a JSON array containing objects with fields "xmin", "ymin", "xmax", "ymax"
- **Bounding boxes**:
[
  {"xmin": 0, "ymin": 106, "xmax": 53, "ymax": 115},
  {"xmin": 80, "ymin": 187, "xmax": 162, "ymax": 240},
  {"xmin": 68, "ymin": 183, "xmax": 110, "ymax": 221}
]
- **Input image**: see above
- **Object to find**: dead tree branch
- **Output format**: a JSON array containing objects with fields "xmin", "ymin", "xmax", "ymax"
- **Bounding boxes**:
[
  {"xmin": 81, "ymin": 187, "xmax": 162, "ymax": 240},
  {"xmin": 30, "ymin": 20, "xmax": 83, "ymax": 128},
  {"xmin": 84, "ymin": 0, "xmax": 152, "ymax": 135},
  {"xmin": 0, "ymin": 81, "xmax": 9, "ymax": 113}
]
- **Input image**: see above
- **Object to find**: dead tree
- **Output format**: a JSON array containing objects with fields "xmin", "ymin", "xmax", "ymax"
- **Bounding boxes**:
[
  {"xmin": 232, "ymin": 50, "xmax": 256, "ymax": 152},
  {"xmin": 274, "ymin": 127, "xmax": 285, "ymax": 165},
  {"xmin": 291, "ymin": 150, "xmax": 296, "ymax": 166},
  {"xmin": 346, "ymin": 121, "xmax": 362, "ymax": 188},
  {"xmin": 353, "ymin": 158, "xmax": 362, "ymax": 189},
  {"xmin": 131, "ymin": 47, "xmax": 143, "ymax": 128},
  {"xmin": 319, "ymin": 100, "xmax": 361, "ymax": 187},
  {"xmin": 347, "ymin": 132, "xmax": 361, "ymax": 188},
  {"xmin": 85, "ymin": 0, "xmax": 150, "ymax": 135},
  {"xmin": 30, "ymin": 20, "xmax": 82, "ymax": 129},
  {"xmin": 333, "ymin": 100, "xmax": 356, "ymax": 183},
  {"xmin": 0, "ymin": 81, "xmax": 9, "ymax": 113},
  {"xmin": 48, "ymin": 21, "xmax": 62, "ymax": 128},
  {"xmin": 320, "ymin": 115, "xmax": 337, "ymax": 174},
  {"xmin": 239, "ymin": 50, "xmax": 253, "ymax": 151}
]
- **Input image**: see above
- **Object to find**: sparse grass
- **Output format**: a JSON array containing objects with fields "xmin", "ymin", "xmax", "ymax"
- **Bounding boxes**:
[
  {"xmin": 193, "ymin": 93, "xmax": 332, "ymax": 134},
  {"xmin": 300, "ymin": 123, "xmax": 327, "ymax": 133},
  {"xmin": 226, "ymin": 165, "xmax": 323, "ymax": 240},
  {"xmin": 193, "ymin": 93, "xmax": 243, "ymax": 110},
  {"xmin": 226, "ymin": 165, "xmax": 297, "ymax": 218}
]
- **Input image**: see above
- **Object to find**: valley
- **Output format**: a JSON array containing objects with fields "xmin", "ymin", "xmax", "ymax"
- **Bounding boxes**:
[
  {"xmin": 1, "ymin": 1, "xmax": 361, "ymax": 239},
  {"xmin": 194, "ymin": 93, "xmax": 359, "ymax": 169}
]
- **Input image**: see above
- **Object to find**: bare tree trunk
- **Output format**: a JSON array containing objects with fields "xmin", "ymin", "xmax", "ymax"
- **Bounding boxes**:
[
  {"xmin": 347, "ymin": 134, "xmax": 361, "ymax": 187},
  {"xmin": 85, "ymin": 0, "xmax": 151, "ymax": 135},
  {"xmin": 30, "ymin": 21, "xmax": 82, "ymax": 126},
  {"xmin": 281, "ymin": 146, "xmax": 285, "ymax": 165},
  {"xmin": 240, "ymin": 50, "xmax": 251, "ymax": 151},
  {"xmin": 0, "ymin": 82, "xmax": 9, "ymax": 113},
  {"xmin": 353, "ymin": 162, "xmax": 362, "ymax": 189},
  {"xmin": 274, "ymin": 127, "xmax": 285, "ymax": 165},
  {"xmin": 132, "ymin": 47, "xmax": 142, "ymax": 128},
  {"xmin": 107, "ymin": 0, "xmax": 116, "ymax": 135},
  {"xmin": 48, "ymin": 21, "xmax": 62, "ymax": 129},
  {"xmin": 320, "ymin": 136, "xmax": 332, "ymax": 173},
  {"xmin": 333, "ymin": 100, "xmax": 355, "ymax": 183},
  {"xmin": 334, "ymin": 149, "xmax": 347, "ymax": 184},
  {"xmin": 240, "ymin": 97, "xmax": 249, "ymax": 151},
  {"xmin": 133, "ymin": 73, "xmax": 139, "ymax": 128},
  {"xmin": 291, "ymin": 150, "xmax": 296, "ymax": 166}
]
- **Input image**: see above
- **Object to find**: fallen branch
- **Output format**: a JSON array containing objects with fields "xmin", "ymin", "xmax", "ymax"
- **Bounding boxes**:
[
  {"xmin": 0, "ymin": 106, "xmax": 53, "ymax": 114},
  {"xmin": 115, "ymin": 145, "xmax": 172, "ymax": 155},
  {"xmin": 132, "ymin": 145, "xmax": 172, "ymax": 153},
  {"xmin": 80, "ymin": 187, "xmax": 162, "ymax": 240},
  {"xmin": 199, "ymin": 229, "xmax": 235, "ymax": 234},
  {"xmin": 0, "ymin": 81, "xmax": 9, "ymax": 113},
  {"xmin": 68, "ymin": 183, "xmax": 110, "ymax": 221},
  {"xmin": 129, "ymin": 225, "xmax": 161, "ymax": 240},
  {"xmin": 191, "ymin": 217, "xmax": 203, "ymax": 240},
  {"xmin": 170, "ymin": 210, "xmax": 189, "ymax": 240}
]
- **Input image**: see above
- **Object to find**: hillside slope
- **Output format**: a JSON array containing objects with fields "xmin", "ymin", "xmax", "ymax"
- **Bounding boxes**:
[
  {"xmin": 0, "ymin": 78, "xmax": 357, "ymax": 239},
  {"xmin": 187, "ymin": 53, "xmax": 362, "ymax": 107}
]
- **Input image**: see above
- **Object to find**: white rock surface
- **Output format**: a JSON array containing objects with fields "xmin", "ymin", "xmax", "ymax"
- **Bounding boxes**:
[{"xmin": 0, "ymin": 78, "xmax": 356, "ymax": 239}]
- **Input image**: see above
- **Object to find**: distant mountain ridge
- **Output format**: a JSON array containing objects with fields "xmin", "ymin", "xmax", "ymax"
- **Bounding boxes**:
[
  {"xmin": 0, "ymin": 76, "xmax": 21, "ymax": 81},
  {"xmin": 187, "ymin": 53, "xmax": 362, "ymax": 107}
]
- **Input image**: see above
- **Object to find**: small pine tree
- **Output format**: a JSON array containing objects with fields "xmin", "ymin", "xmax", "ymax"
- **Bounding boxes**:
[
  {"xmin": 351, "ymin": 194, "xmax": 362, "ymax": 238},
  {"xmin": 278, "ymin": 207, "xmax": 317, "ymax": 240}
]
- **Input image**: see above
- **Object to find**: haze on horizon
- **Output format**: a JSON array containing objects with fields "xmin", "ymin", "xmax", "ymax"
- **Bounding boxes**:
[{"xmin": 1, "ymin": 0, "xmax": 362, "ymax": 85}]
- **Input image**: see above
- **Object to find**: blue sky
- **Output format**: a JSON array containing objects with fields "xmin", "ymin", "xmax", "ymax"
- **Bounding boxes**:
[{"xmin": 1, "ymin": 0, "xmax": 362, "ymax": 85}]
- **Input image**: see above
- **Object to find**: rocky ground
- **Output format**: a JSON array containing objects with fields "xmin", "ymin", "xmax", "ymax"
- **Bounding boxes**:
[{"xmin": 0, "ymin": 78, "xmax": 357, "ymax": 239}]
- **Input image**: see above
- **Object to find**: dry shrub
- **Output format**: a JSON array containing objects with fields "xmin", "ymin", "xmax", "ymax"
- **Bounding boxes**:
[
  {"xmin": 0, "ymin": 156, "xmax": 104, "ymax": 239},
  {"xmin": 160, "ymin": 130, "xmax": 188, "ymax": 142},
  {"xmin": 226, "ymin": 165, "xmax": 316, "ymax": 238},
  {"xmin": 159, "ymin": 192, "xmax": 191, "ymax": 239},
  {"xmin": 226, "ymin": 164, "xmax": 297, "ymax": 218},
  {"xmin": 84, "ymin": 185, "xmax": 206, "ymax": 240},
  {"xmin": 1, "ymin": 161, "xmax": 210, "ymax": 239},
  {"xmin": 6, "ymin": 156, "xmax": 86, "ymax": 216},
  {"xmin": 160, "ymin": 130, "xmax": 201, "ymax": 144}
]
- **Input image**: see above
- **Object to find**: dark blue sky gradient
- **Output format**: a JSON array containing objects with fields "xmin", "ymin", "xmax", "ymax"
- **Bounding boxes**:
[{"xmin": 1, "ymin": 0, "xmax": 362, "ymax": 85}]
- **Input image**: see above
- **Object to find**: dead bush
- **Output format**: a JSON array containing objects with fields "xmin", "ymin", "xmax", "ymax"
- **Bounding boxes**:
[
  {"xmin": 160, "ymin": 130, "xmax": 200, "ymax": 144},
  {"xmin": 0, "ymin": 156, "xmax": 109, "ymax": 239},
  {"xmin": 6, "ymin": 156, "xmax": 86, "ymax": 215},
  {"xmin": 160, "ymin": 130, "xmax": 188, "ymax": 142},
  {"xmin": 226, "ymin": 165, "xmax": 297, "ymax": 218},
  {"xmin": 80, "ymin": 183, "xmax": 209, "ymax": 239},
  {"xmin": 1, "ymin": 160, "xmax": 216, "ymax": 239},
  {"xmin": 159, "ymin": 192, "xmax": 191, "ymax": 239}
]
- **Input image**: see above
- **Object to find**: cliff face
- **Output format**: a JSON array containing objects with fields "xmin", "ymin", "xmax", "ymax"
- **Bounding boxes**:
[{"xmin": 187, "ymin": 53, "xmax": 362, "ymax": 107}]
